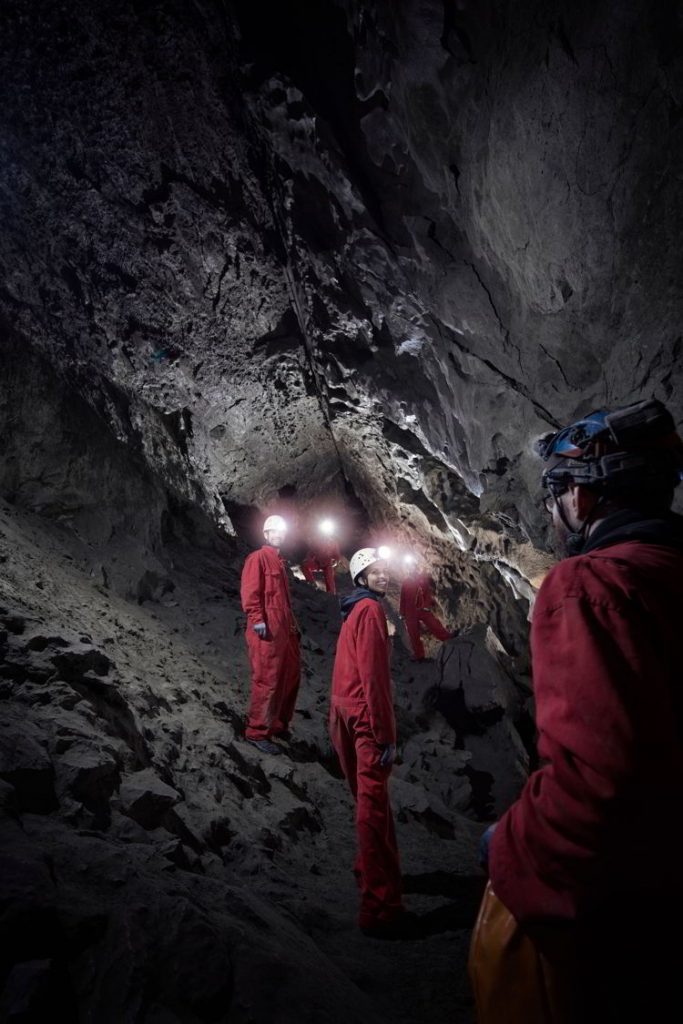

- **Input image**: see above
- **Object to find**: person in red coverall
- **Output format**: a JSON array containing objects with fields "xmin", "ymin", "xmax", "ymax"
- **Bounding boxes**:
[
  {"xmin": 399, "ymin": 556, "xmax": 451, "ymax": 660},
  {"xmin": 301, "ymin": 519, "xmax": 341, "ymax": 594},
  {"xmin": 469, "ymin": 398, "xmax": 683, "ymax": 1023},
  {"xmin": 330, "ymin": 548, "xmax": 418, "ymax": 939},
  {"xmin": 240, "ymin": 514, "xmax": 300, "ymax": 756}
]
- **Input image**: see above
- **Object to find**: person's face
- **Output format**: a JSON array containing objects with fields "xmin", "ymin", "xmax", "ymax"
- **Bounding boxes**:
[
  {"xmin": 264, "ymin": 528, "xmax": 286, "ymax": 548},
  {"xmin": 362, "ymin": 560, "xmax": 389, "ymax": 594},
  {"xmin": 544, "ymin": 484, "xmax": 596, "ymax": 555}
]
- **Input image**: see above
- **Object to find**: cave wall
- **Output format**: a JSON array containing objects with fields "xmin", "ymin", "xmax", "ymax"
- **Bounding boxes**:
[
  {"xmin": 0, "ymin": 331, "xmax": 237, "ymax": 598},
  {"xmin": 0, "ymin": 0, "xmax": 345, "ymax": 534},
  {"xmin": 232, "ymin": 0, "xmax": 683, "ymax": 577},
  {"xmin": 1, "ymin": 0, "xmax": 682, "ymax": 595}
]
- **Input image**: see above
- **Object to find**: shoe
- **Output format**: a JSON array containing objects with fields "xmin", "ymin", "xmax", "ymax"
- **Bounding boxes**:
[
  {"xmin": 360, "ymin": 911, "xmax": 421, "ymax": 940},
  {"xmin": 246, "ymin": 738, "xmax": 281, "ymax": 755}
]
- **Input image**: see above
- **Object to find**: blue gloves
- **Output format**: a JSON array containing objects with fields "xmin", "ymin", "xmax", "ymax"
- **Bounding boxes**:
[
  {"xmin": 478, "ymin": 823, "xmax": 497, "ymax": 868},
  {"xmin": 252, "ymin": 622, "xmax": 267, "ymax": 639},
  {"xmin": 379, "ymin": 743, "xmax": 396, "ymax": 768}
]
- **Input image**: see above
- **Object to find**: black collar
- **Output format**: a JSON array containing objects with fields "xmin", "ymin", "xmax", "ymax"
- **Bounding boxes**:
[{"xmin": 581, "ymin": 508, "xmax": 683, "ymax": 555}]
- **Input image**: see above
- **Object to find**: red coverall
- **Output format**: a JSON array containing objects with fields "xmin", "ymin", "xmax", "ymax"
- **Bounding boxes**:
[
  {"xmin": 488, "ymin": 537, "xmax": 683, "ymax": 1018},
  {"xmin": 240, "ymin": 544, "xmax": 300, "ymax": 741},
  {"xmin": 301, "ymin": 539, "xmax": 340, "ymax": 594},
  {"xmin": 399, "ymin": 573, "xmax": 450, "ymax": 659},
  {"xmin": 329, "ymin": 597, "xmax": 404, "ymax": 928}
]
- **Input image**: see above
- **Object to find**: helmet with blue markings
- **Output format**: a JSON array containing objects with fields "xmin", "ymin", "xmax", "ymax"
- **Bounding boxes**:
[{"xmin": 537, "ymin": 399, "xmax": 683, "ymax": 496}]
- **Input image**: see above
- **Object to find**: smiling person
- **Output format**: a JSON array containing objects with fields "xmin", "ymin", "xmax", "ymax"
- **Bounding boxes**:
[
  {"xmin": 470, "ymin": 398, "xmax": 683, "ymax": 1023},
  {"xmin": 329, "ymin": 548, "xmax": 416, "ymax": 939}
]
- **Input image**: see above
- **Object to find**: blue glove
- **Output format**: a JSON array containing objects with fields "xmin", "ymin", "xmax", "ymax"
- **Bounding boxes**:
[
  {"xmin": 478, "ymin": 823, "xmax": 497, "ymax": 868},
  {"xmin": 252, "ymin": 622, "xmax": 267, "ymax": 639},
  {"xmin": 379, "ymin": 743, "xmax": 396, "ymax": 768}
]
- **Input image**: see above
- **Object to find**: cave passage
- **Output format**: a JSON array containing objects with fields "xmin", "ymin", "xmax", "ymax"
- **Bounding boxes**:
[{"xmin": 1, "ymin": 0, "xmax": 682, "ymax": 1021}]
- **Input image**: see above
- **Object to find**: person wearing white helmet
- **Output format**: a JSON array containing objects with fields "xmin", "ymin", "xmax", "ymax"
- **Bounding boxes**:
[
  {"xmin": 329, "ymin": 548, "xmax": 416, "ymax": 938},
  {"xmin": 240, "ymin": 514, "xmax": 300, "ymax": 755}
]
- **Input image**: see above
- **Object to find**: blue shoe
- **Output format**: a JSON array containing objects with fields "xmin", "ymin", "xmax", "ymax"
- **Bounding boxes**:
[{"xmin": 247, "ymin": 738, "xmax": 281, "ymax": 755}]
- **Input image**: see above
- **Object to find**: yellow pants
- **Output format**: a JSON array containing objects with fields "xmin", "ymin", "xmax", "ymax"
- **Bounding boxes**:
[{"xmin": 468, "ymin": 882, "xmax": 575, "ymax": 1024}]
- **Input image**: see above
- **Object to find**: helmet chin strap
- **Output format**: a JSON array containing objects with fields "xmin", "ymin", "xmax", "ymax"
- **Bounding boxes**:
[{"xmin": 556, "ymin": 491, "xmax": 606, "ymax": 555}]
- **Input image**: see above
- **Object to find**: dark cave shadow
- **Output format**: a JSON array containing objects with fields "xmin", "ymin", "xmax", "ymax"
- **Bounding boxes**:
[
  {"xmin": 403, "ymin": 872, "xmax": 486, "ymax": 934},
  {"xmin": 416, "ymin": 901, "xmax": 479, "ymax": 936}
]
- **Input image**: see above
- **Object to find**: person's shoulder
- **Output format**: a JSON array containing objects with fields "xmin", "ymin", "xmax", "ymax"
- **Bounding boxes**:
[
  {"xmin": 356, "ymin": 598, "xmax": 384, "ymax": 620},
  {"xmin": 244, "ymin": 547, "xmax": 266, "ymax": 567},
  {"xmin": 537, "ymin": 550, "xmax": 637, "ymax": 613}
]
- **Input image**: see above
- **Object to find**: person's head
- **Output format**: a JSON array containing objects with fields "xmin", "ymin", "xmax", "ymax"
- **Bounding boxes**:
[
  {"xmin": 403, "ymin": 554, "xmax": 420, "ymax": 576},
  {"xmin": 263, "ymin": 514, "xmax": 287, "ymax": 549},
  {"xmin": 349, "ymin": 548, "xmax": 389, "ymax": 594},
  {"xmin": 537, "ymin": 398, "xmax": 683, "ymax": 554}
]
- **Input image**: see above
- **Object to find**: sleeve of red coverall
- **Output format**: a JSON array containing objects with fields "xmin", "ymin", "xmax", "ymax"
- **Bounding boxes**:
[
  {"xmin": 489, "ymin": 558, "xmax": 653, "ymax": 924},
  {"xmin": 240, "ymin": 552, "xmax": 265, "ymax": 627},
  {"xmin": 356, "ymin": 603, "xmax": 396, "ymax": 745}
]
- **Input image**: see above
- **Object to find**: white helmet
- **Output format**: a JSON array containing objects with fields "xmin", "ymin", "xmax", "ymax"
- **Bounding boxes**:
[
  {"xmin": 349, "ymin": 547, "xmax": 381, "ymax": 585},
  {"xmin": 263, "ymin": 514, "xmax": 287, "ymax": 534}
]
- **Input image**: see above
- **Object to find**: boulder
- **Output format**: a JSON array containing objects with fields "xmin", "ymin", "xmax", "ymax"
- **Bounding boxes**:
[
  {"xmin": 430, "ymin": 627, "xmax": 529, "ymax": 815},
  {"xmin": 119, "ymin": 769, "xmax": 181, "ymax": 830},
  {"xmin": 54, "ymin": 742, "xmax": 120, "ymax": 817},
  {"xmin": 0, "ymin": 717, "xmax": 57, "ymax": 814}
]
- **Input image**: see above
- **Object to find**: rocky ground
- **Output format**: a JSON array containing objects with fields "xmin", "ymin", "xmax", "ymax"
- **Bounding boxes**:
[{"xmin": 0, "ymin": 496, "xmax": 530, "ymax": 1023}]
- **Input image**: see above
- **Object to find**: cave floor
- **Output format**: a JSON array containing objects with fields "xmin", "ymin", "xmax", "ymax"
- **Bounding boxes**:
[{"xmin": 0, "ymin": 499, "xmax": 482, "ymax": 1022}]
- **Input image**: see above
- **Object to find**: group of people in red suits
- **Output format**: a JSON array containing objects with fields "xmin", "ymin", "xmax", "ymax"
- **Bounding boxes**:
[
  {"xmin": 238, "ymin": 397, "xmax": 683, "ymax": 1018},
  {"xmin": 239, "ymin": 517, "xmax": 452, "ymax": 937}
]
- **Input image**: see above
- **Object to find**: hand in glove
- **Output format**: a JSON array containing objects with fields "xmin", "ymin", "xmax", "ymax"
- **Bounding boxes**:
[
  {"xmin": 252, "ymin": 622, "xmax": 267, "ymax": 639},
  {"xmin": 478, "ymin": 823, "xmax": 497, "ymax": 869},
  {"xmin": 379, "ymin": 743, "xmax": 396, "ymax": 768}
]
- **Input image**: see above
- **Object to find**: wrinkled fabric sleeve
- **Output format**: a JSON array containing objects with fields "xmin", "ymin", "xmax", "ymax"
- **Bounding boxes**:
[
  {"xmin": 356, "ymin": 604, "xmax": 396, "ymax": 744},
  {"xmin": 240, "ymin": 552, "xmax": 265, "ymax": 627},
  {"xmin": 490, "ymin": 572, "xmax": 655, "ymax": 924}
]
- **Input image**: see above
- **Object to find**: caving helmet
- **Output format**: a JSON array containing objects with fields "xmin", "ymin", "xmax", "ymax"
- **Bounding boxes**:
[
  {"xmin": 537, "ymin": 398, "xmax": 683, "ymax": 500},
  {"xmin": 349, "ymin": 547, "xmax": 382, "ymax": 585},
  {"xmin": 263, "ymin": 515, "xmax": 287, "ymax": 534}
]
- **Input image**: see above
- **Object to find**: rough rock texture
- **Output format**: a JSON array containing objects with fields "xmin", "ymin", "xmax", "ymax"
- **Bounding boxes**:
[
  {"xmin": 3, "ymin": 0, "xmax": 681, "ymax": 598},
  {"xmin": 2, "ymin": 1, "xmax": 683, "ymax": 1019},
  {"xmin": 0, "ymin": 492, "xmax": 518, "ymax": 1022}
]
